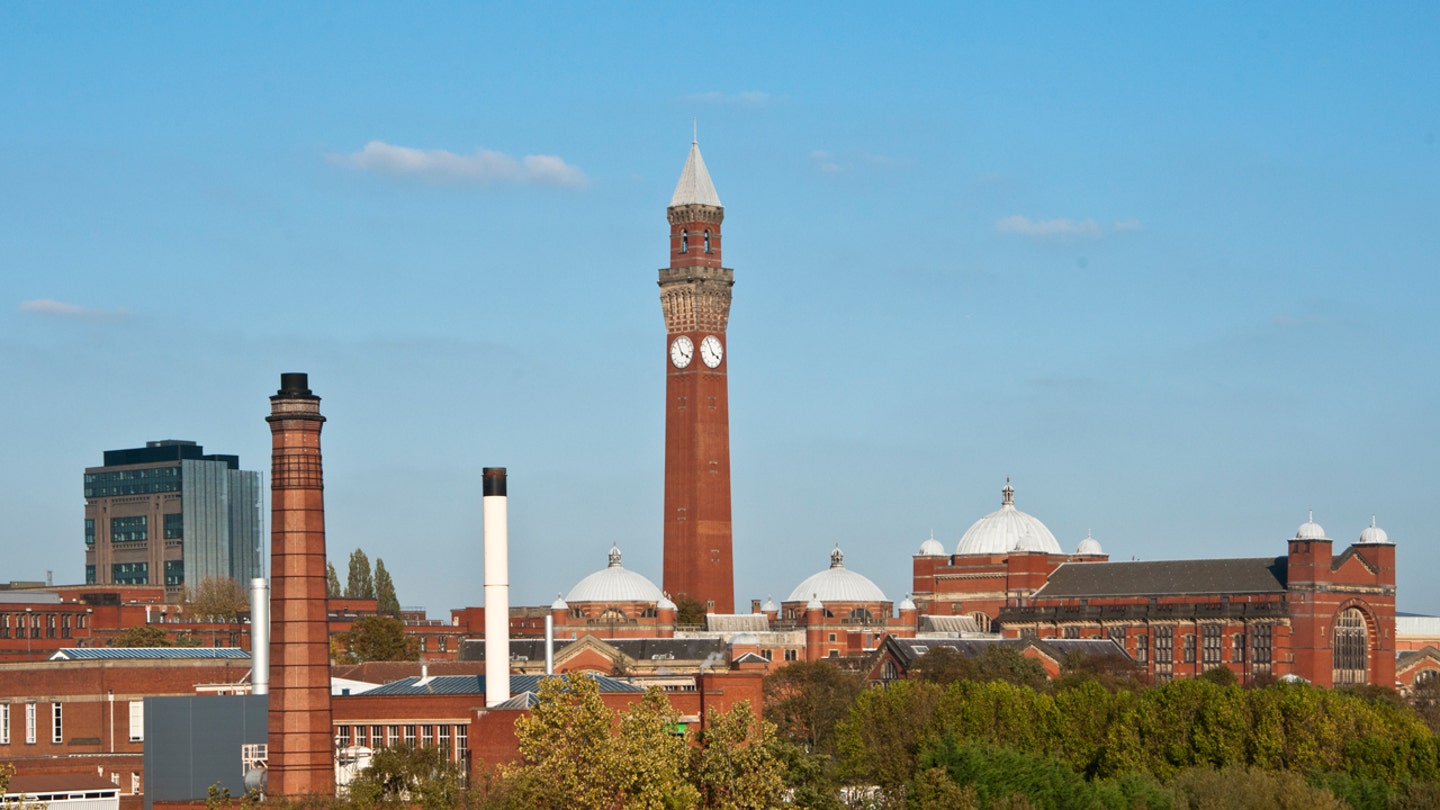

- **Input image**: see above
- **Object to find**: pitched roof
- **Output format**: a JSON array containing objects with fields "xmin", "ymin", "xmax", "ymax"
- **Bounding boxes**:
[
  {"xmin": 918, "ymin": 615, "xmax": 985, "ymax": 634},
  {"xmin": 49, "ymin": 647, "xmax": 250, "ymax": 660},
  {"xmin": 670, "ymin": 141, "xmax": 721, "ymax": 207},
  {"xmin": 882, "ymin": 636, "xmax": 1127, "ymax": 669},
  {"xmin": 1034, "ymin": 557, "xmax": 1288, "ymax": 599},
  {"xmin": 360, "ymin": 673, "xmax": 643, "ymax": 697}
]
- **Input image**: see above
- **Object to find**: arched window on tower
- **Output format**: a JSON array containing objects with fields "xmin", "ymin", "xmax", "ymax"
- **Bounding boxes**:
[
  {"xmin": 680, "ymin": 229, "xmax": 688, "ymax": 253},
  {"xmin": 704, "ymin": 230, "xmax": 711, "ymax": 253},
  {"xmin": 1333, "ymin": 607, "xmax": 1369, "ymax": 685}
]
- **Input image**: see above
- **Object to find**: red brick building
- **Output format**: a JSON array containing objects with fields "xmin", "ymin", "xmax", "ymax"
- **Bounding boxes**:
[{"xmin": 913, "ymin": 485, "xmax": 1397, "ymax": 687}]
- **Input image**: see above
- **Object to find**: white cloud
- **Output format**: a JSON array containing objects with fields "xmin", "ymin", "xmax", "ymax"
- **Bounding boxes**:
[
  {"xmin": 19, "ymin": 299, "xmax": 128, "ymax": 319},
  {"xmin": 808, "ymin": 149, "xmax": 900, "ymax": 174},
  {"xmin": 686, "ymin": 91, "xmax": 772, "ymax": 107},
  {"xmin": 328, "ymin": 141, "xmax": 587, "ymax": 187},
  {"xmin": 996, "ymin": 215, "xmax": 1102, "ymax": 239},
  {"xmin": 995, "ymin": 216, "xmax": 1143, "ymax": 240}
]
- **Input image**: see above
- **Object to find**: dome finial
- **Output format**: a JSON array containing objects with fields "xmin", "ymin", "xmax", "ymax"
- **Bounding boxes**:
[
  {"xmin": 830, "ymin": 544, "xmax": 844, "ymax": 568},
  {"xmin": 608, "ymin": 544, "xmax": 622, "ymax": 568},
  {"xmin": 1002, "ymin": 479, "xmax": 1015, "ymax": 507}
]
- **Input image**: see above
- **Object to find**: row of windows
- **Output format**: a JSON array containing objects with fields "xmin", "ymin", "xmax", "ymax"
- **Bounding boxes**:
[
  {"xmin": 164, "ymin": 559, "xmax": 185, "ymax": 586},
  {"xmin": 85, "ymin": 466, "xmax": 182, "ymax": 498},
  {"xmin": 163, "ymin": 512, "xmax": 184, "ymax": 539},
  {"xmin": 0, "ymin": 612, "xmax": 78, "ymax": 639},
  {"xmin": 110, "ymin": 516, "xmax": 148, "ymax": 543},
  {"xmin": 0, "ymin": 702, "xmax": 59, "ymax": 745},
  {"xmin": 335, "ymin": 724, "xmax": 469, "ymax": 760},
  {"xmin": 113, "ymin": 562, "xmax": 149, "ymax": 585},
  {"xmin": 677, "ymin": 229, "xmax": 713, "ymax": 254}
]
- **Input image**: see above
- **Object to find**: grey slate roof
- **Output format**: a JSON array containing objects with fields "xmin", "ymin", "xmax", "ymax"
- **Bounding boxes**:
[
  {"xmin": 49, "ymin": 647, "xmax": 250, "ymax": 661},
  {"xmin": 361, "ymin": 673, "xmax": 643, "ymax": 697},
  {"xmin": 1034, "ymin": 557, "xmax": 1288, "ymax": 599},
  {"xmin": 705, "ymin": 614, "xmax": 771, "ymax": 632},
  {"xmin": 884, "ymin": 636, "xmax": 1126, "ymax": 669}
]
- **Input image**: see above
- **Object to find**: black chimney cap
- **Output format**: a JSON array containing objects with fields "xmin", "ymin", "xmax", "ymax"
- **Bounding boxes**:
[
  {"xmin": 277, "ymin": 372, "xmax": 312, "ymax": 397},
  {"xmin": 482, "ymin": 467, "xmax": 507, "ymax": 497}
]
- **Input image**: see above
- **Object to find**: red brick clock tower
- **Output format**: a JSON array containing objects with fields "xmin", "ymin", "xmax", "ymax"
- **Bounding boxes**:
[{"xmin": 660, "ymin": 139, "xmax": 735, "ymax": 614}]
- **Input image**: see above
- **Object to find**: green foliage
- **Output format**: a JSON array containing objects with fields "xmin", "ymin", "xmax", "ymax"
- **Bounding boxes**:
[
  {"xmin": 346, "ymin": 549, "xmax": 375, "ymax": 600},
  {"xmin": 113, "ymin": 623, "xmax": 172, "ymax": 647},
  {"xmin": 1168, "ymin": 765, "xmax": 1346, "ymax": 809},
  {"xmin": 346, "ymin": 744, "xmax": 467, "ymax": 810},
  {"xmin": 1197, "ymin": 665, "xmax": 1238, "ymax": 687},
  {"xmin": 835, "ymin": 678, "xmax": 942, "ymax": 790},
  {"xmin": 919, "ymin": 738, "xmax": 1173, "ymax": 810},
  {"xmin": 373, "ymin": 559, "xmax": 399, "ymax": 617},
  {"xmin": 692, "ymin": 701, "xmax": 787, "ymax": 810},
  {"xmin": 326, "ymin": 562, "xmax": 342, "ymax": 599},
  {"xmin": 185, "ymin": 576, "xmax": 250, "ymax": 621},
  {"xmin": 509, "ymin": 674, "xmax": 621, "ymax": 810},
  {"xmin": 1055, "ymin": 651, "xmax": 1148, "ymax": 694},
  {"xmin": 333, "ymin": 615, "xmax": 418, "ymax": 663},
  {"xmin": 674, "ymin": 594, "xmax": 706, "ymax": 625},
  {"xmin": 763, "ymin": 661, "xmax": 864, "ymax": 758}
]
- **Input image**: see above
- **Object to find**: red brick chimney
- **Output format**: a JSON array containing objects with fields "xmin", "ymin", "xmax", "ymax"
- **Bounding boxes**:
[{"xmin": 265, "ymin": 373, "xmax": 334, "ymax": 797}]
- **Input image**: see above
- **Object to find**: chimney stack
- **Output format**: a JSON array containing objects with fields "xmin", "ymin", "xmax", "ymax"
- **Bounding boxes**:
[
  {"xmin": 265, "ymin": 373, "xmax": 334, "ymax": 796},
  {"xmin": 250, "ymin": 578, "xmax": 269, "ymax": 695},
  {"xmin": 483, "ymin": 467, "xmax": 511, "ymax": 707}
]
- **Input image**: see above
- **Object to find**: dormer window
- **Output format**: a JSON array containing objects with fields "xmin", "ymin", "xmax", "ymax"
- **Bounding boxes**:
[
  {"xmin": 704, "ymin": 230, "xmax": 711, "ymax": 253},
  {"xmin": 680, "ymin": 230, "xmax": 689, "ymax": 253}
]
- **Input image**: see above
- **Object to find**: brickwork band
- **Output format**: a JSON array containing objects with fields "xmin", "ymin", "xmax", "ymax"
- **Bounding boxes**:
[{"xmin": 265, "ymin": 373, "xmax": 334, "ymax": 797}]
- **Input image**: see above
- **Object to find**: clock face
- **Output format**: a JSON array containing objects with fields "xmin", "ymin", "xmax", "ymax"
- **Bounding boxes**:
[
  {"xmin": 700, "ymin": 335, "xmax": 724, "ymax": 368},
  {"xmin": 669, "ymin": 336, "xmax": 694, "ymax": 368}
]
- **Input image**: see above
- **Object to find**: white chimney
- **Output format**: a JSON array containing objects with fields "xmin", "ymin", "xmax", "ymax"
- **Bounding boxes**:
[
  {"xmin": 482, "ymin": 467, "xmax": 511, "ymax": 707},
  {"xmin": 250, "ymin": 578, "xmax": 270, "ymax": 695}
]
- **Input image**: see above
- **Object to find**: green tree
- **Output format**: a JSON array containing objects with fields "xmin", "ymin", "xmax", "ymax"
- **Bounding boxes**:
[
  {"xmin": 183, "ymin": 576, "xmax": 250, "ymax": 622},
  {"xmin": 374, "ymin": 559, "xmax": 400, "ymax": 617},
  {"xmin": 614, "ymin": 688, "xmax": 699, "ymax": 809},
  {"xmin": 114, "ymin": 624, "xmax": 172, "ymax": 647},
  {"xmin": 508, "ymin": 674, "xmax": 623, "ymax": 810},
  {"xmin": 763, "ymin": 661, "xmax": 863, "ymax": 758},
  {"xmin": 346, "ymin": 549, "xmax": 375, "ymax": 600},
  {"xmin": 334, "ymin": 615, "xmax": 418, "ymax": 663},
  {"xmin": 674, "ymin": 594, "xmax": 706, "ymax": 625},
  {"xmin": 1169, "ymin": 765, "xmax": 1347, "ymax": 809},
  {"xmin": 692, "ymin": 701, "xmax": 787, "ymax": 810},
  {"xmin": 909, "ymin": 646, "xmax": 974, "ymax": 686},
  {"xmin": 326, "ymin": 562, "xmax": 342, "ymax": 599},
  {"xmin": 346, "ymin": 744, "xmax": 467, "ymax": 810},
  {"xmin": 835, "ymin": 677, "xmax": 942, "ymax": 791}
]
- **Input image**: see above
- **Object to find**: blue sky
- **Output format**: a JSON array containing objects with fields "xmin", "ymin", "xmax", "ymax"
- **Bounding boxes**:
[{"xmin": 3, "ymin": 3, "xmax": 1437, "ymax": 616}]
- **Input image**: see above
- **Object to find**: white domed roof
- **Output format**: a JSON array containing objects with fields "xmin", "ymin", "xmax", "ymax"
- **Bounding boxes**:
[
  {"xmin": 956, "ymin": 482, "xmax": 1062, "ymax": 555},
  {"xmin": 1293, "ymin": 511, "xmax": 1328, "ymax": 541},
  {"xmin": 656, "ymin": 594, "xmax": 676, "ymax": 611},
  {"xmin": 550, "ymin": 593, "xmax": 569, "ymax": 611},
  {"xmin": 899, "ymin": 594, "xmax": 917, "ymax": 611},
  {"xmin": 565, "ymin": 545, "xmax": 665, "ymax": 604},
  {"xmin": 918, "ymin": 532, "xmax": 946, "ymax": 556},
  {"xmin": 761, "ymin": 595, "xmax": 778, "ymax": 612},
  {"xmin": 1076, "ymin": 531, "xmax": 1103, "ymax": 555},
  {"xmin": 1359, "ymin": 515, "xmax": 1391, "ymax": 545},
  {"xmin": 787, "ymin": 546, "xmax": 888, "ymax": 603}
]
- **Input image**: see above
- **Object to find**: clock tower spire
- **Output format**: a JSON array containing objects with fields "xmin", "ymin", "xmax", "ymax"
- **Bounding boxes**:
[{"xmin": 660, "ymin": 139, "xmax": 735, "ymax": 614}]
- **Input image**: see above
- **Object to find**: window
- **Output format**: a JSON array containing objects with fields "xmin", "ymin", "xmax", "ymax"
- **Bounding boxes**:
[
  {"xmin": 761, "ymin": 649, "xmax": 772, "ymax": 661},
  {"xmin": 86, "ymin": 565, "xmax": 96, "ymax": 585},
  {"xmin": 421, "ymin": 725, "xmax": 433, "ymax": 747},
  {"xmin": 1, "ymin": 703, "xmax": 9, "ymax": 744},
  {"xmin": 25, "ymin": 703, "xmax": 36, "ymax": 744},
  {"xmin": 403, "ymin": 725, "xmax": 416, "ymax": 747},
  {"xmin": 129, "ymin": 700, "xmax": 144, "ymax": 742},
  {"xmin": 62, "ymin": 614, "xmax": 71, "ymax": 639},
  {"xmin": 703, "ymin": 230, "xmax": 711, "ymax": 253},
  {"xmin": 85, "ymin": 518, "xmax": 95, "ymax": 546},
  {"xmin": 132, "ymin": 773, "xmax": 141, "ymax": 794},
  {"xmin": 1064, "ymin": 626, "xmax": 1080, "ymax": 639},
  {"xmin": 784, "ymin": 649, "xmax": 797, "ymax": 662},
  {"xmin": 164, "ymin": 560, "xmax": 184, "ymax": 586},
  {"xmin": 46, "ymin": 614, "xmax": 56, "ymax": 639},
  {"xmin": 112, "ymin": 562, "xmax": 149, "ymax": 585},
  {"xmin": 163, "ymin": 513, "xmax": 184, "ymax": 539},
  {"xmin": 1135, "ymin": 634, "xmax": 1148, "ymax": 664},
  {"xmin": 109, "ymin": 515, "xmax": 148, "ymax": 543},
  {"xmin": 337, "ymin": 726, "xmax": 350, "ymax": 748},
  {"xmin": 1, "ymin": 614, "xmax": 8, "ymax": 639},
  {"xmin": 371, "ymin": 725, "xmax": 383, "ymax": 747},
  {"xmin": 680, "ymin": 229, "xmax": 689, "ymax": 253},
  {"xmin": 455, "ymin": 726, "xmax": 468, "ymax": 759},
  {"xmin": 1108, "ymin": 627, "xmax": 1126, "ymax": 650},
  {"xmin": 387, "ymin": 724, "xmax": 400, "ymax": 746},
  {"xmin": 1182, "ymin": 634, "xmax": 1196, "ymax": 663},
  {"xmin": 52, "ymin": 702, "xmax": 62, "ymax": 744},
  {"xmin": 437, "ymin": 725, "xmax": 450, "ymax": 752},
  {"xmin": 1233, "ymin": 633, "xmax": 1246, "ymax": 663},
  {"xmin": 1154, "ymin": 628, "xmax": 1173, "ymax": 679},
  {"xmin": 1202, "ymin": 625, "xmax": 1222, "ymax": 664},
  {"xmin": 1334, "ymin": 607, "xmax": 1370, "ymax": 685},
  {"xmin": 1252, "ymin": 624, "xmax": 1273, "ymax": 674},
  {"xmin": 828, "ymin": 633, "xmax": 836, "ymax": 642}
]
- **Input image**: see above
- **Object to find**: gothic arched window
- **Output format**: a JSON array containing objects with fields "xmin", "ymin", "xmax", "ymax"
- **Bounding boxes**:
[
  {"xmin": 680, "ymin": 229, "xmax": 688, "ymax": 253},
  {"xmin": 1333, "ymin": 607, "xmax": 1369, "ymax": 685},
  {"xmin": 704, "ymin": 230, "xmax": 711, "ymax": 253}
]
